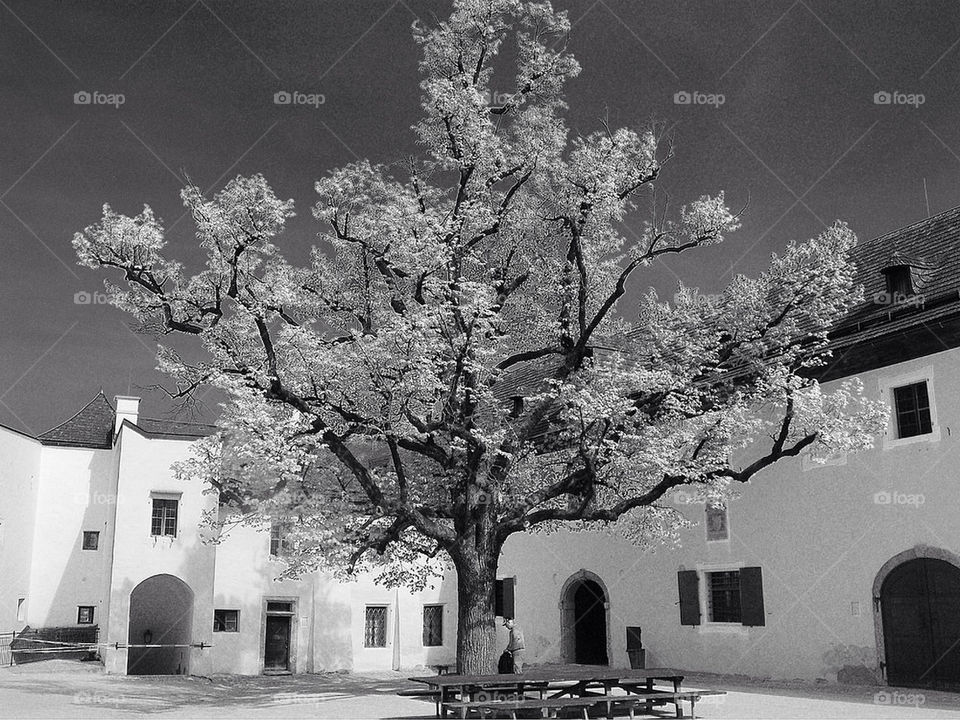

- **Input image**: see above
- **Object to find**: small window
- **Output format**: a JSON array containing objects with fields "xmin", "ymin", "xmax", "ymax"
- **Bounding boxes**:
[
  {"xmin": 494, "ymin": 578, "xmax": 515, "ymax": 618},
  {"xmin": 82, "ymin": 531, "xmax": 99, "ymax": 550},
  {"xmin": 705, "ymin": 505, "xmax": 728, "ymax": 541},
  {"xmin": 269, "ymin": 522, "xmax": 288, "ymax": 557},
  {"xmin": 266, "ymin": 601, "xmax": 293, "ymax": 613},
  {"xmin": 706, "ymin": 571, "xmax": 741, "ymax": 623},
  {"xmin": 365, "ymin": 606, "xmax": 388, "ymax": 647},
  {"xmin": 894, "ymin": 381, "xmax": 932, "ymax": 438},
  {"xmin": 423, "ymin": 605, "xmax": 443, "ymax": 646},
  {"xmin": 16, "ymin": 598, "xmax": 25, "ymax": 622},
  {"xmin": 884, "ymin": 266, "xmax": 914, "ymax": 298},
  {"xmin": 151, "ymin": 498, "xmax": 178, "ymax": 537},
  {"xmin": 77, "ymin": 606, "xmax": 94, "ymax": 624},
  {"xmin": 213, "ymin": 609, "xmax": 239, "ymax": 632}
]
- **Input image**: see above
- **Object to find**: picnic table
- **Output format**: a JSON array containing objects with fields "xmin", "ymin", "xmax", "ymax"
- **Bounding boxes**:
[{"xmin": 404, "ymin": 666, "xmax": 724, "ymax": 719}]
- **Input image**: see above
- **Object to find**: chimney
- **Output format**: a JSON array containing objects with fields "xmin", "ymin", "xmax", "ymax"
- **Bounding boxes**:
[{"xmin": 114, "ymin": 396, "xmax": 140, "ymax": 433}]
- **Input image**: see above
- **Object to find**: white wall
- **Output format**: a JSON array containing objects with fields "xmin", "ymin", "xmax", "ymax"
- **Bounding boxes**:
[
  {"xmin": 0, "ymin": 426, "xmax": 41, "ymax": 631},
  {"xmin": 499, "ymin": 346, "xmax": 960, "ymax": 682}
]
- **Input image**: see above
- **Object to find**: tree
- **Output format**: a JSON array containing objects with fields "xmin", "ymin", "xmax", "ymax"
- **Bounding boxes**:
[{"xmin": 73, "ymin": 0, "xmax": 887, "ymax": 673}]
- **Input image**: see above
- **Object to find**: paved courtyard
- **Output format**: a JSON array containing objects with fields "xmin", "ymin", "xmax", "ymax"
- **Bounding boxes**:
[{"xmin": 2, "ymin": 661, "xmax": 960, "ymax": 719}]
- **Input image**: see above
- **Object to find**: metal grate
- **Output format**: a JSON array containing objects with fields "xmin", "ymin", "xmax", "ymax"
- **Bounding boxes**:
[
  {"xmin": 707, "ymin": 571, "xmax": 741, "ymax": 623},
  {"xmin": 365, "ymin": 606, "xmax": 387, "ymax": 647},
  {"xmin": 422, "ymin": 605, "xmax": 443, "ymax": 647}
]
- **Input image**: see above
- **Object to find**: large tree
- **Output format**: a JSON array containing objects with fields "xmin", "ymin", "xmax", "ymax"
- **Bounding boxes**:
[{"xmin": 74, "ymin": 0, "xmax": 886, "ymax": 673}]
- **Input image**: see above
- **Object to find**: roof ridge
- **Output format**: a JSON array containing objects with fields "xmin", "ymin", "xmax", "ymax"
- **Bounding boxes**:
[
  {"xmin": 860, "ymin": 203, "xmax": 960, "ymax": 248},
  {"xmin": 37, "ymin": 392, "xmax": 115, "ymax": 440}
]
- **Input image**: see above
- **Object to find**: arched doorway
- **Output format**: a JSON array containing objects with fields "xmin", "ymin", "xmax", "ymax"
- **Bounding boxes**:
[
  {"xmin": 560, "ymin": 571, "xmax": 609, "ymax": 665},
  {"xmin": 876, "ymin": 550, "xmax": 960, "ymax": 689},
  {"xmin": 127, "ymin": 574, "xmax": 194, "ymax": 675}
]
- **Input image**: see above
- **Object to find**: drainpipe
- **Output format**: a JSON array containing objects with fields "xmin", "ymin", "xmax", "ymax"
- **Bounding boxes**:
[{"xmin": 392, "ymin": 588, "xmax": 401, "ymax": 671}]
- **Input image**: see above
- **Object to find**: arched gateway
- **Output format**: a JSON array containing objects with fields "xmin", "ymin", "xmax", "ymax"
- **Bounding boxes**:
[
  {"xmin": 127, "ymin": 574, "xmax": 194, "ymax": 675},
  {"xmin": 560, "ymin": 570, "xmax": 610, "ymax": 665},
  {"xmin": 875, "ymin": 548, "xmax": 960, "ymax": 690}
]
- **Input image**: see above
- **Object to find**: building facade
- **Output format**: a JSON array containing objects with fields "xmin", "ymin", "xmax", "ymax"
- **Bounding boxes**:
[{"xmin": 3, "ymin": 208, "xmax": 960, "ymax": 688}]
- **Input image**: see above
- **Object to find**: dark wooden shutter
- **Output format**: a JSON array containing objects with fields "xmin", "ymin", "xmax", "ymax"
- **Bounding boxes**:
[
  {"xmin": 678, "ymin": 570, "xmax": 701, "ymax": 625},
  {"xmin": 500, "ymin": 577, "xmax": 515, "ymax": 618},
  {"xmin": 739, "ymin": 566, "xmax": 765, "ymax": 626}
]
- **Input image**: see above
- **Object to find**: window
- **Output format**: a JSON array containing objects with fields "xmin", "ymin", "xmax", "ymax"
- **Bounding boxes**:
[
  {"xmin": 266, "ymin": 601, "xmax": 293, "ymax": 613},
  {"xmin": 423, "ymin": 605, "xmax": 443, "ymax": 646},
  {"xmin": 151, "ymin": 498, "xmax": 178, "ymax": 537},
  {"xmin": 706, "ymin": 571, "xmax": 741, "ymax": 622},
  {"xmin": 894, "ymin": 381, "xmax": 932, "ymax": 438},
  {"xmin": 82, "ymin": 531, "xmax": 99, "ymax": 550},
  {"xmin": 677, "ymin": 567, "xmax": 765, "ymax": 627},
  {"xmin": 364, "ymin": 606, "xmax": 387, "ymax": 647},
  {"xmin": 705, "ymin": 505, "xmax": 728, "ymax": 542},
  {"xmin": 883, "ymin": 265, "xmax": 914, "ymax": 298},
  {"xmin": 16, "ymin": 598, "xmax": 24, "ymax": 622},
  {"xmin": 269, "ymin": 522, "xmax": 288, "ymax": 556},
  {"xmin": 77, "ymin": 606, "xmax": 94, "ymax": 624},
  {"xmin": 213, "ymin": 609, "xmax": 239, "ymax": 632}
]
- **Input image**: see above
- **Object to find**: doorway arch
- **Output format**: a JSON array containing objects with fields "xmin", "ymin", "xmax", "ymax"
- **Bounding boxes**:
[
  {"xmin": 560, "ymin": 570, "xmax": 610, "ymax": 665},
  {"xmin": 874, "ymin": 546, "xmax": 960, "ymax": 689},
  {"xmin": 127, "ymin": 574, "xmax": 194, "ymax": 675}
]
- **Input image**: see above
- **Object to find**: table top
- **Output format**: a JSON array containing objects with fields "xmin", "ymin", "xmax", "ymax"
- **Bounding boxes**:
[{"xmin": 409, "ymin": 666, "xmax": 685, "ymax": 687}]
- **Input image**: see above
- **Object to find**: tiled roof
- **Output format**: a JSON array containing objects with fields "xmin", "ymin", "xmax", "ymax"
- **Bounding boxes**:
[
  {"xmin": 37, "ymin": 392, "xmax": 115, "ymax": 449},
  {"xmin": 133, "ymin": 417, "xmax": 218, "ymax": 439}
]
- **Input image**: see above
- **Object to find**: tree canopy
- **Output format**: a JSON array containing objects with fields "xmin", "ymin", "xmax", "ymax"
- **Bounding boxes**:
[{"xmin": 74, "ymin": 0, "xmax": 887, "ymax": 672}]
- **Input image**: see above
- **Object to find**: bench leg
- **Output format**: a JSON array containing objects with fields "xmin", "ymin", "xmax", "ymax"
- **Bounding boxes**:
[{"xmin": 690, "ymin": 697, "xmax": 696, "ymax": 720}]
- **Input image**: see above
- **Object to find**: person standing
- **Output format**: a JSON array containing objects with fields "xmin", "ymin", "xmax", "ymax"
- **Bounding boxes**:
[{"xmin": 503, "ymin": 617, "xmax": 525, "ymax": 673}]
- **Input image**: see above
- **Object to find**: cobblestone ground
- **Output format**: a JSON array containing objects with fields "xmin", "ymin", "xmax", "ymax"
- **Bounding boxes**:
[{"xmin": 2, "ymin": 661, "xmax": 960, "ymax": 719}]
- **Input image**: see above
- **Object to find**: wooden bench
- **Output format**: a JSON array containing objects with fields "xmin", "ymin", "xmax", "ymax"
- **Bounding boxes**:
[
  {"xmin": 398, "ymin": 688, "xmax": 443, "ymax": 716},
  {"xmin": 444, "ymin": 690, "xmax": 726, "ymax": 720},
  {"xmin": 611, "ymin": 690, "xmax": 727, "ymax": 719},
  {"xmin": 444, "ymin": 695, "xmax": 601, "ymax": 719}
]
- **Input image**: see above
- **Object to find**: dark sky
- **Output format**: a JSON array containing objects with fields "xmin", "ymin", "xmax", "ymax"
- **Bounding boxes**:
[{"xmin": 2, "ymin": 0, "xmax": 959, "ymax": 434}]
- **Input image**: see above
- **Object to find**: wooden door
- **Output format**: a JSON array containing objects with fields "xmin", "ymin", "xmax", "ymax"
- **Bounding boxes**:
[
  {"xmin": 882, "ymin": 558, "xmax": 960, "ymax": 689},
  {"xmin": 264, "ymin": 615, "xmax": 291, "ymax": 671}
]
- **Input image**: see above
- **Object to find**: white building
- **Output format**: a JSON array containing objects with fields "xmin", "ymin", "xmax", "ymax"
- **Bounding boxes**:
[
  {"xmin": 0, "ymin": 394, "xmax": 457, "ymax": 675},
  {"xmin": 3, "ymin": 207, "xmax": 960, "ymax": 690}
]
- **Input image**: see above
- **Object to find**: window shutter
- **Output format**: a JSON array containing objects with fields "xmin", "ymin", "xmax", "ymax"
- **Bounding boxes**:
[
  {"xmin": 739, "ymin": 566, "xmax": 765, "ymax": 626},
  {"xmin": 501, "ymin": 577, "xmax": 515, "ymax": 618},
  {"xmin": 677, "ymin": 570, "xmax": 701, "ymax": 625}
]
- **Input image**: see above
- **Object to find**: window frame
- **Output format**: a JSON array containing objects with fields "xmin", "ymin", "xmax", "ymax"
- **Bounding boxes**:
[
  {"xmin": 77, "ymin": 605, "xmax": 94, "ymax": 625},
  {"xmin": 893, "ymin": 382, "xmax": 933, "ymax": 439},
  {"xmin": 422, "ymin": 604, "xmax": 444, "ymax": 647},
  {"xmin": 150, "ymin": 495, "xmax": 179, "ymax": 538},
  {"xmin": 704, "ymin": 504, "xmax": 729, "ymax": 543},
  {"xmin": 364, "ymin": 605, "xmax": 388, "ymax": 648},
  {"xmin": 213, "ymin": 609, "xmax": 239, "ymax": 633},
  {"xmin": 880, "ymin": 367, "xmax": 940, "ymax": 449},
  {"xmin": 81, "ymin": 531, "xmax": 100, "ymax": 551},
  {"xmin": 694, "ymin": 562, "xmax": 749, "ymax": 635}
]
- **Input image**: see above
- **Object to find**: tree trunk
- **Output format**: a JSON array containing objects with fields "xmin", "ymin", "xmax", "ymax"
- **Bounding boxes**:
[{"xmin": 453, "ymin": 546, "xmax": 499, "ymax": 675}]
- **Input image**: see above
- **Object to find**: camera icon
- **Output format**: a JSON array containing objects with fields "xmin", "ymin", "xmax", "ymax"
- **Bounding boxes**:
[
  {"xmin": 673, "ymin": 91, "xmax": 692, "ymax": 105},
  {"xmin": 274, "ymin": 91, "xmax": 292, "ymax": 105},
  {"xmin": 74, "ymin": 291, "xmax": 92, "ymax": 304},
  {"xmin": 873, "ymin": 91, "xmax": 892, "ymax": 105},
  {"xmin": 874, "ymin": 491, "xmax": 892, "ymax": 505},
  {"xmin": 873, "ymin": 691, "xmax": 891, "ymax": 705},
  {"xmin": 74, "ymin": 90, "xmax": 91, "ymax": 105}
]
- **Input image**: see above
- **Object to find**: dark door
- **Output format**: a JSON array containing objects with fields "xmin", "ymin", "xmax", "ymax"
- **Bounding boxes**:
[
  {"xmin": 882, "ymin": 558, "xmax": 960, "ymax": 689},
  {"xmin": 573, "ymin": 580, "xmax": 608, "ymax": 665},
  {"xmin": 264, "ymin": 616, "xmax": 291, "ymax": 671}
]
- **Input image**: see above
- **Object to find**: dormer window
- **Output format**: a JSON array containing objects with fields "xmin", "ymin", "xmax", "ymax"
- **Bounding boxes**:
[{"xmin": 882, "ymin": 265, "xmax": 914, "ymax": 298}]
